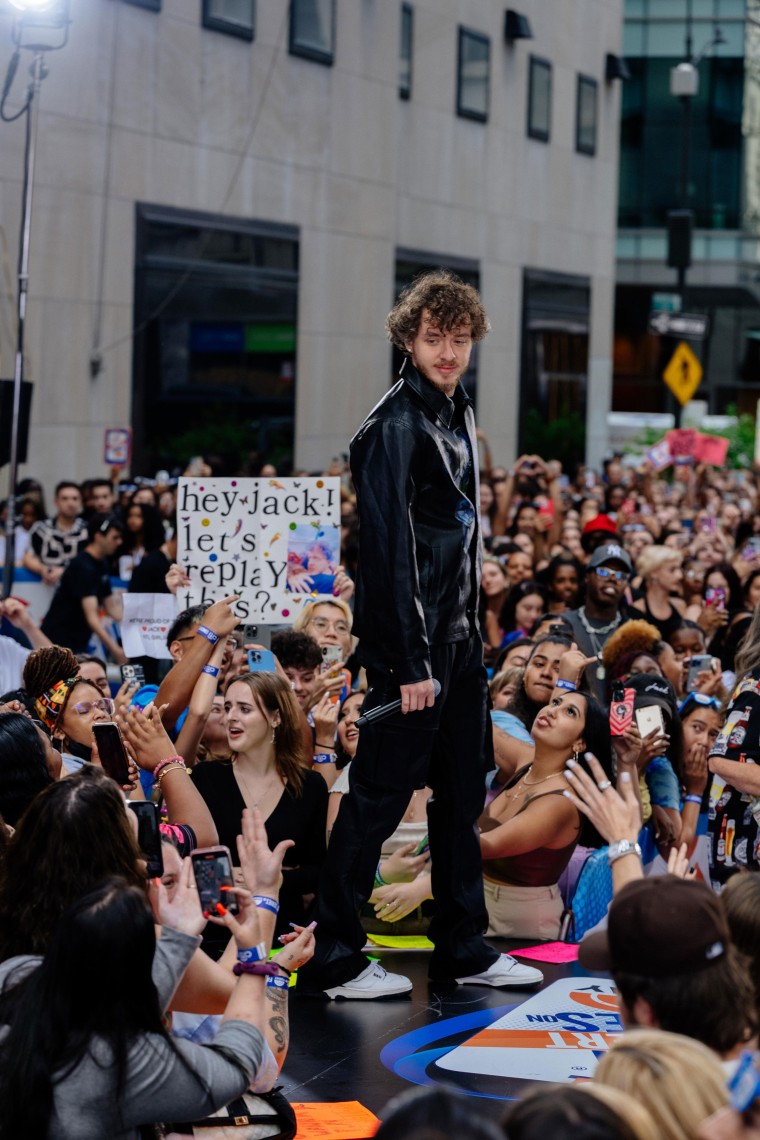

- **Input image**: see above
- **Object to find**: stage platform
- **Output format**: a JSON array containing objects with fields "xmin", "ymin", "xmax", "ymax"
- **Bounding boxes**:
[{"xmin": 280, "ymin": 940, "xmax": 615, "ymax": 1125}]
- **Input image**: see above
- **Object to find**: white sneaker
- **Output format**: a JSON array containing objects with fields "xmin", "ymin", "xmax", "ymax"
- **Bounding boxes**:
[
  {"xmin": 323, "ymin": 961, "xmax": 413, "ymax": 1000},
  {"xmin": 456, "ymin": 954, "xmax": 543, "ymax": 988}
]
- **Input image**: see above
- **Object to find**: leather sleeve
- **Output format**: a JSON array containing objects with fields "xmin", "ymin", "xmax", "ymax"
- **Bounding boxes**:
[{"xmin": 352, "ymin": 418, "xmax": 432, "ymax": 684}]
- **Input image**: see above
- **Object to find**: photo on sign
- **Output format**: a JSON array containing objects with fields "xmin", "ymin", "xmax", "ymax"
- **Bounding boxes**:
[{"xmin": 286, "ymin": 524, "xmax": 339, "ymax": 594}]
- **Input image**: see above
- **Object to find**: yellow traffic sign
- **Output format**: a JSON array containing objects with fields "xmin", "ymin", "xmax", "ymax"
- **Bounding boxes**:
[{"xmin": 663, "ymin": 341, "xmax": 703, "ymax": 406}]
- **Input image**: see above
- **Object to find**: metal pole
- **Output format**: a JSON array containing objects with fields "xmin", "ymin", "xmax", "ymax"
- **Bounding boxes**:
[{"xmin": 2, "ymin": 52, "xmax": 45, "ymax": 600}]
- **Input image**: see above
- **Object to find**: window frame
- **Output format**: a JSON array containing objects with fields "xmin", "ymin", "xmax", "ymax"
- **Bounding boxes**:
[
  {"xmin": 288, "ymin": 0, "xmax": 336, "ymax": 66},
  {"xmin": 201, "ymin": 0, "xmax": 255, "ymax": 42},
  {"xmin": 456, "ymin": 25, "xmax": 490, "ymax": 123},
  {"xmin": 527, "ymin": 54, "xmax": 552, "ymax": 142},
  {"xmin": 576, "ymin": 73, "xmax": 598, "ymax": 156},
  {"xmin": 122, "ymin": 0, "xmax": 161, "ymax": 11},
  {"xmin": 399, "ymin": 3, "xmax": 413, "ymax": 101}
]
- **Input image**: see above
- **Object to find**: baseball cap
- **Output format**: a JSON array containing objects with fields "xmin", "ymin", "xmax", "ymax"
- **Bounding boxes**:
[
  {"xmin": 625, "ymin": 673, "xmax": 678, "ymax": 721},
  {"xmin": 578, "ymin": 875, "xmax": 730, "ymax": 976},
  {"xmin": 587, "ymin": 542, "xmax": 633, "ymax": 574},
  {"xmin": 581, "ymin": 514, "xmax": 618, "ymax": 552}
]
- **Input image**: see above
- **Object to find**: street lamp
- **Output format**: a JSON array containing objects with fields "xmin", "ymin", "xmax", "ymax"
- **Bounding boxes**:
[{"xmin": 0, "ymin": 0, "xmax": 70, "ymax": 599}]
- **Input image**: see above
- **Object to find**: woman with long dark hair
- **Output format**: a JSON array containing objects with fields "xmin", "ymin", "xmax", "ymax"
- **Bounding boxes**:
[
  {"xmin": 0, "ymin": 712, "xmax": 56, "ymax": 827},
  {"xmin": 479, "ymin": 689, "xmax": 611, "ymax": 940},
  {"xmin": 0, "ymin": 873, "xmax": 269, "ymax": 1138},
  {"xmin": 498, "ymin": 581, "xmax": 548, "ymax": 648}
]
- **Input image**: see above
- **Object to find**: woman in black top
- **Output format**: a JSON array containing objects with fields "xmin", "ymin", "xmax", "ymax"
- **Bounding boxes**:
[{"xmin": 192, "ymin": 671, "xmax": 327, "ymax": 938}]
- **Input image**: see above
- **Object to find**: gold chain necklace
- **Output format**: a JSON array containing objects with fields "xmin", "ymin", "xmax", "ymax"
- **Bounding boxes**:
[{"xmin": 508, "ymin": 765, "xmax": 566, "ymax": 802}]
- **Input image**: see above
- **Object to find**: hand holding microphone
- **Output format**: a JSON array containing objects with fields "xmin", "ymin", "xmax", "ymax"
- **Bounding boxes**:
[{"xmin": 355, "ymin": 679, "xmax": 441, "ymax": 729}]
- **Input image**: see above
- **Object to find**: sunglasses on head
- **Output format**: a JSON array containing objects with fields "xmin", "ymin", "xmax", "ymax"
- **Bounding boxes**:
[{"xmin": 678, "ymin": 692, "xmax": 721, "ymax": 714}]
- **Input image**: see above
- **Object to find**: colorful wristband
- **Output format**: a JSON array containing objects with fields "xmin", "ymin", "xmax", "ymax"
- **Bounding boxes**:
[
  {"xmin": 202, "ymin": 664, "xmax": 220, "ymax": 677},
  {"xmin": 233, "ymin": 960, "xmax": 280, "ymax": 976},
  {"xmin": 313, "ymin": 752, "xmax": 336, "ymax": 764},
  {"xmin": 196, "ymin": 625, "xmax": 219, "ymax": 645},
  {"xmin": 684, "ymin": 794, "xmax": 703, "ymax": 805},
  {"xmin": 153, "ymin": 755, "xmax": 185, "ymax": 781},
  {"xmin": 237, "ymin": 941, "xmax": 267, "ymax": 964},
  {"xmin": 555, "ymin": 679, "xmax": 577, "ymax": 691},
  {"xmin": 253, "ymin": 895, "xmax": 280, "ymax": 915},
  {"xmin": 265, "ymin": 973, "xmax": 290, "ymax": 989},
  {"xmin": 374, "ymin": 862, "xmax": 387, "ymax": 888}
]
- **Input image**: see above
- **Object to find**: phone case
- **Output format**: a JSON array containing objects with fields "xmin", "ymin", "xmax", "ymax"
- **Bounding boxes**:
[{"xmin": 635, "ymin": 705, "xmax": 665, "ymax": 738}]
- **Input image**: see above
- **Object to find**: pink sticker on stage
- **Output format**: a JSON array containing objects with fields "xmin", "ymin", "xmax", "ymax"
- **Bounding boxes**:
[{"xmin": 512, "ymin": 942, "xmax": 580, "ymax": 963}]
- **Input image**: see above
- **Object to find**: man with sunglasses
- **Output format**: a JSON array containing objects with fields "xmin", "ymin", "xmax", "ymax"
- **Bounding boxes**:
[{"xmin": 566, "ymin": 543, "xmax": 635, "ymax": 702}]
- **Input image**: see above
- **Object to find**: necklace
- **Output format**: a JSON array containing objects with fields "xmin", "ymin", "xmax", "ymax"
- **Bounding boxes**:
[
  {"xmin": 578, "ymin": 606, "xmax": 622, "ymax": 681},
  {"xmin": 232, "ymin": 761, "xmax": 281, "ymax": 811},
  {"xmin": 507, "ymin": 765, "xmax": 566, "ymax": 801}
]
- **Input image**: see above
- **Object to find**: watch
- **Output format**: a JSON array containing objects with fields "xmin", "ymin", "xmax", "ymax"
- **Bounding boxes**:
[{"xmin": 607, "ymin": 839, "xmax": 642, "ymax": 865}]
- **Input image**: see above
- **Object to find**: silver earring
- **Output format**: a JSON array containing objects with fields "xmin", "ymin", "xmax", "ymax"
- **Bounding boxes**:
[
  {"xmin": 271, "ymin": 725, "xmax": 277, "ymax": 743},
  {"xmin": 571, "ymin": 750, "xmax": 580, "ymax": 764}
]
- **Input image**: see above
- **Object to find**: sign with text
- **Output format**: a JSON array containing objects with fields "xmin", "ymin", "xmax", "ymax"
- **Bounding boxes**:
[
  {"xmin": 121, "ymin": 593, "xmax": 179, "ymax": 660},
  {"xmin": 176, "ymin": 476, "xmax": 341, "ymax": 621}
]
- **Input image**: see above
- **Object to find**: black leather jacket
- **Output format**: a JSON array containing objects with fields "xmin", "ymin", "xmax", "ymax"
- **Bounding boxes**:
[{"xmin": 349, "ymin": 360, "xmax": 482, "ymax": 684}]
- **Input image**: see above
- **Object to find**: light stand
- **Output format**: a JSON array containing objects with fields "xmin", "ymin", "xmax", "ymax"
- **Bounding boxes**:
[{"xmin": 1, "ymin": 0, "xmax": 69, "ymax": 599}]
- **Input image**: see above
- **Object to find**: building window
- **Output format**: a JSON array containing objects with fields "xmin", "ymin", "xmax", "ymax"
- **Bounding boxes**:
[
  {"xmin": 123, "ymin": 0, "xmax": 161, "ymax": 11},
  {"xmin": 202, "ymin": 0, "xmax": 254, "ymax": 41},
  {"xmin": 289, "ymin": 0, "xmax": 335, "ymax": 65},
  {"xmin": 576, "ymin": 74, "xmax": 598, "ymax": 155},
  {"xmin": 457, "ymin": 27, "xmax": 490, "ymax": 122},
  {"xmin": 399, "ymin": 3, "xmax": 413, "ymax": 100},
  {"xmin": 528, "ymin": 55, "xmax": 552, "ymax": 142}
]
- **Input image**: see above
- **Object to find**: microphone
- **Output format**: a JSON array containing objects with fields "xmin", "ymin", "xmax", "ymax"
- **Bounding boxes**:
[{"xmin": 355, "ymin": 679, "xmax": 441, "ymax": 729}]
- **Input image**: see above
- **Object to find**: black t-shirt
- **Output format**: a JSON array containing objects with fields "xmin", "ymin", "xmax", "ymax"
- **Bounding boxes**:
[
  {"xmin": 707, "ymin": 672, "xmax": 760, "ymax": 886},
  {"xmin": 41, "ymin": 550, "xmax": 112, "ymax": 652},
  {"xmin": 191, "ymin": 762, "xmax": 328, "ymax": 934}
]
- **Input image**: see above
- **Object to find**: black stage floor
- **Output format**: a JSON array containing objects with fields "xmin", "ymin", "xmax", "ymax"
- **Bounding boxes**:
[{"xmin": 280, "ymin": 941, "xmax": 614, "ymax": 1124}]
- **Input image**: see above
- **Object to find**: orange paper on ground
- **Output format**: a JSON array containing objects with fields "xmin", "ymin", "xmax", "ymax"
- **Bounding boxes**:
[{"xmin": 292, "ymin": 1100, "xmax": 381, "ymax": 1138}]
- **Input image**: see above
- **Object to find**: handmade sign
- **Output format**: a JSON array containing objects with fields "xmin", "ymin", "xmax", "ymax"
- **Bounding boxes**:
[
  {"xmin": 176, "ymin": 477, "xmax": 341, "ymax": 622},
  {"xmin": 121, "ymin": 593, "xmax": 179, "ymax": 659}
]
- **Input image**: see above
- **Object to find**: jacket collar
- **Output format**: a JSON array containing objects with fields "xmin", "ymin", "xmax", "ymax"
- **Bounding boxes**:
[{"xmin": 399, "ymin": 358, "xmax": 473, "ymax": 430}]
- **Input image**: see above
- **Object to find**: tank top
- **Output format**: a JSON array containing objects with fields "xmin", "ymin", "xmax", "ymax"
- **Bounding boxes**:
[
  {"xmin": 640, "ymin": 595, "xmax": 683, "ymax": 641},
  {"xmin": 479, "ymin": 765, "xmax": 581, "ymax": 887}
]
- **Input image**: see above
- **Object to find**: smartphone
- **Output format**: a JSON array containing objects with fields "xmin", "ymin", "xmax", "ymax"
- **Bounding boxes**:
[
  {"xmin": 128, "ymin": 801, "xmax": 163, "ymax": 877},
  {"xmin": 701, "ymin": 517, "xmax": 717, "ymax": 534},
  {"xmin": 92, "ymin": 722, "xmax": 131, "ymax": 786},
  {"xmin": 241, "ymin": 623, "xmax": 271, "ymax": 650},
  {"xmin": 610, "ymin": 687, "xmax": 635, "ymax": 736},
  {"xmin": 705, "ymin": 586, "xmax": 727, "ymax": 609},
  {"xmin": 121, "ymin": 662, "xmax": 145, "ymax": 688},
  {"xmin": 247, "ymin": 648, "xmax": 277, "ymax": 673},
  {"xmin": 635, "ymin": 705, "xmax": 666, "ymax": 739},
  {"xmin": 413, "ymin": 833, "xmax": 430, "ymax": 856},
  {"xmin": 191, "ymin": 846, "xmax": 239, "ymax": 916},
  {"xmin": 321, "ymin": 644, "xmax": 343, "ymax": 670},
  {"xmin": 686, "ymin": 654, "xmax": 716, "ymax": 692}
]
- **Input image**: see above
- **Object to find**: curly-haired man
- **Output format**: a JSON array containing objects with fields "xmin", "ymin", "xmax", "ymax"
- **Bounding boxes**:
[{"xmin": 298, "ymin": 271, "xmax": 543, "ymax": 999}]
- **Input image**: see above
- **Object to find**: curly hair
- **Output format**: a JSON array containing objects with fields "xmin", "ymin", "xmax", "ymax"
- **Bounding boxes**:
[
  {"xmin": 385, "ymin": 269, "xmax": 490, "ymax": 351},
  {"xmin": 602, "ymin": 619, "xmax": 663, "ymax": 680},
  {"xmin": 22, "ymin": 646, "xmax": 79, "ymax": 700}
]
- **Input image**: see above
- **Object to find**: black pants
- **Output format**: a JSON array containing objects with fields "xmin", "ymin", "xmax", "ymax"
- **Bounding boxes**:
[{"xmin": 298, "ymin": 634, "xmax": 499, "ymax": 989}]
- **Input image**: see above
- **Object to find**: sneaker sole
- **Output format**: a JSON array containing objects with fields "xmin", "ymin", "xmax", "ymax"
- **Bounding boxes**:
[
  {"xmin": 455, "ymin": 974, "xmax": 543, "ymax": 988},
  {"xmin": 323, "ymin": 981, "xmax": 413, "ymax": 1000}
]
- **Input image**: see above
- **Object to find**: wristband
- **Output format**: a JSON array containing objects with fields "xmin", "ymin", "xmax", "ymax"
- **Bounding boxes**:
[
  {"xmin": 313, "ymin": 752, "xmax": 336, "ymax": 764},
  {"xmin": 374, "ymin": 862, "xmax": 387, "ymax": 888},
  {"xmin": 265, "ymin": 973, "xmax": 290, "ymax": 989},
  {"xmin": 237, "ymin": 941, "xmax": 267, "ymax": 964},
  {"xmin": 202, "ymin": 664, "xmax": 220, "ymax": 678},
  {"xmin": 252, "ymin": 894, "xmax": 280, "ymax": 915},
  {"xmin": 684, "ymin": 794, "xmax": 703, "ymax": 805},
  {"xmin": 153, "ymin": 755, "xmax": 185, "ymax": 781},
  {"xmin": 555, "ymin": 679, "xmax": 577, "ymax": 691},
  {"xmin": 196, "ymin": 625, "xmax": 219, "ymax": 645},
  {"xmin": 233, "ymin": 961, "xmax": 280, "ymax": 976}
]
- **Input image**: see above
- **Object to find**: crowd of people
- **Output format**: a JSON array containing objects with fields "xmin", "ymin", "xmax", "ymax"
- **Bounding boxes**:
[{"xmin": 4, "ymin": 278, "xmax": 760, "ymax": 1133}]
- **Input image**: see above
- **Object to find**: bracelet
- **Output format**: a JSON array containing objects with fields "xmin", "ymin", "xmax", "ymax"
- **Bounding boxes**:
[
  {"xmin": 202, "ymin": 664, "xmax": 220, "ymax": 677},
  {"xmin": 607, "ymin": 839, "xmax": 642, "ymax": 866},
  {"xmin": 155, "ymin": 762, "xmax": 189, "ymax": 791},
  {"xmin": 233, "ymin": 961, "xmax": 280, "ymax": 977},
  {"xmin": 374, "ymin": 862, "xmax": 387, "ymax": 888},
  {"xmin": 237, "ymin": 941, "xmax": 268, "ymax": 964},
  {"xmin": 313, "ymin": 752, "xmax": 337, "ymax": 764},
  {"xmin": 153, "ymin": 756, "xmax": 185, "ymax": 781},
  {"xmin": 252, "ymin": 894, "xmax": 280, "ymax": 915},
  {"xmin": 272, "ymin": 962, "xmax": 291, "ymax": 977},
  {"xmin": 265, "ymin": 974, "xmax": 289, "ymax": 989},
  {"xmin": 315, "ymin": 741, "xmax": 335, "ymax": 749},
  {"xmin": 196, "ymin": 625, "xmax": 219, "ymax": 645},
  {"xmin": 684, "ymin": 794, "xmax": 703, "ymax": 805},
  {"xmin": 555, "ymin": 679, "xmax": 577, "ymax": 691}
]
